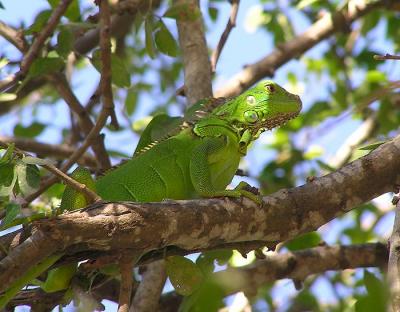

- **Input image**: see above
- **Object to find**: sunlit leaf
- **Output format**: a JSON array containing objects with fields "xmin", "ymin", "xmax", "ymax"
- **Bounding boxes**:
[
  {"xmin": 145, "ymin": 17, "xmax": 156, "ymax": 59},
  {"xmin": 0, "ymin": 93, "xmax": 17, "ymax": 102},
  {"xmin": 166, "ymin": 256, "xmax": 204, "ymax": 296},
  {"xmin": 91, "ymin": 50, "xmax": 131, "ymax": 88},
  {"xmin": 155, "ymin": 20, "xmax": 178, "ymax": 57},
  {"xmin": 0, "ymin": 202, "xmax": 21, "ymax": 230},
  {"xmin": 15, "ymin": 162, "xmax": 40, "ymax": 196}
]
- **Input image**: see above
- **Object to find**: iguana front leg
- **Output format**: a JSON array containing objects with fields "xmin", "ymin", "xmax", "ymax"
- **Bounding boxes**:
[{"xmin": 189, "ymin": 137, "xmax": 261, "ymax": 204}]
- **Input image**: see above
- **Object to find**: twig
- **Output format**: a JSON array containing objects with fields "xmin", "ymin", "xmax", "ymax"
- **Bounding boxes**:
[
  {"xmin": 389, "ymin": 200, "xmax": 400, "ymax": 310},
  {"xmin": 0, "ymin": 0, "xmax": 73, "ymax": 92},
  {"xmin": 210, "ymin": 0, "xmax": 240, "ymax": 73},
  {"xmin": 0, "ymin": 135, "xmax": 97, "ymax": 168},
  {"xmin": 118, "ymin": 254, "xmax": 134, "ymax": 312},
  {"xmin": 0, "ymin": 21, "xmax": 27, "ymax": 52},
  {"xmin": 374, "ymin": 53, "xmax": 400, "ymax": 61}
]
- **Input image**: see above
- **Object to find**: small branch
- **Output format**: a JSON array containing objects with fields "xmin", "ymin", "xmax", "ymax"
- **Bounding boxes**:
[
  {"xmin": 41, "ymin": 164, "xmax": 101, "ymax": 203},
  {"xmin": 0, "ymin": 135, "xmax": 97, "ymax": 168},
  {"xmin": 118, "ymin": 254, "xmax": 134, "ymax": 312},
  {"xmin": 389, "ymin": 200, "xmax": 400, "ymax": 310},
  {"xmin": 131, "ymin": 260, "xmax": 167, "ymax": 312},
  {"xmin": 374, "ymin": 53, "xmax": 400, "ymax": 61},
  {"xmin": 99, "ymin": 0, "xmax": 119, "ymax": 129},
  {"xmin": 0, "ymin": 0, "xmax": 73, "ymax": 92},
  {"xmin": 210, "ymin": 0, "xmax": 240, "ymax": 73},
  {"xmin": 176, "ymin": 0, "xmax": 213, "ymax": 104},
  {"xmin": 0, "ymin": 21, "xmax": 27, "ymax": 52}
]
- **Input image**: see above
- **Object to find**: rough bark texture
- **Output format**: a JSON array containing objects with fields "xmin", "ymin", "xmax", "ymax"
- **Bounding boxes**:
[
  {"xmin": 176, "ymin": 0, "xmax": 213, "ymax": 104},
  {"xmin": 389, "ymin": 201, "xmax": 400, "ymax": 311},
  {"xmin": 1, "ymin": 133, "xmax": 400, "ymax": 291},
  {"xmin": 130, "ymin": 260, "xmax": 167, "ymax": 312}
]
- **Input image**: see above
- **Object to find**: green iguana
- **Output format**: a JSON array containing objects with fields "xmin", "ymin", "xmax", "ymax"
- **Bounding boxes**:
[{"xmin": 0, "ymin": 80, "xmax": 302, "ymax": 306}]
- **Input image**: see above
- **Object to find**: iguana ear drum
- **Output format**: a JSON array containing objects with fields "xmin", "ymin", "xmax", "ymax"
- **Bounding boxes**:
[{"xmin": 244, "ymin": 110, "xmax": 258, "ymax": 123}]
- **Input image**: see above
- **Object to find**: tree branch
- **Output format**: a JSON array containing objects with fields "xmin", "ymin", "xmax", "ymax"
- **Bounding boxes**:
[
  {"xmin": 1, "ymin": 131, "xmax": 400, "ymax": 291},
  {"xmin": 389, "ymin": 200, "xmax": 400, "ymax": 310},
  {"xmin": 215, "ymin": 0, "xmax": 396, "ymax": 97},
  {"xmin": 176, "ymin": 0, "xmax": 213, "ymax": 104},
  {"xmin": 130, "ymin": 260, "xmax": 167, "ymax": 312}
]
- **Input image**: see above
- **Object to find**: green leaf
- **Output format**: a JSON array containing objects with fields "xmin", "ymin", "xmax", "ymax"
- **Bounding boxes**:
[
  {"xmin": 15, "ymin": 162, "xmax": 40, "ymax": 196},
  {"xmin": 285, "ymin": 232, "xmax": 322, "ymax": 251},
  {"xmin": 0, "ymin": 144, "xmax": 15, "ymax": 164},
  {"xmin": 28, "ymin": 57, "xmax": 65, "ymax": 79},
  {"xmin": 48, "ymin": 0, "xmax": 80, "ymax": 21},
  {"xmin": 25, "ymin": 10, "xmax": 52, "ymax": 35},
  {"xmin": 0, "ymin": 202, "xmax": 21, "ymax": 230},
  {"xmin": 145, "ymin": 17, "xmax": 156, "ymax": 59},
  {"xmin": 355, "ymin": 270, "xmax": 387, "ymax": 312},
  {"xmin": 166, "ymin": 256, "xmax": 204, "ymax": 296},
  {"xmin": 14, "ymin": 122, "xmax": 46, "ymax": 138},
  {"xmin": 163, "ymin": 3, "xmax": 201, "ymax": 21},
  {"xmin": 180, "ymin": 280, "xmax": 224, "ymax": 312},
  {"xmin": 0, "ymin": 163, "xmax": 17, "ymax": 197},
  {"xmin": 91, "ymin": 50, "xmax": 131, "ymax": 88},
  {"xmin": 0, "ymin": 1, "xmax": 4, "ymax": 9},
  {"xmin": 316, "ymin": 160, "xmax": 336, "ymax": 172},
  {"xmin": 359, "ymin": 141, "xmax": 386, "ymax": 151},
  {"xmin": 154, "ymin": 21, "xmax": 178, "ymax": 57},
  {"xmin": 0, "ymin": 93, "xmax": 17, "ymax": 102},
  {"xmin": 125, "ymin": 89, "xmax": 138, "ymax": 116},
  {"xmin": 56, "ymin": 29, "xmax": 74, "ymax": 58},
  {"xmin": 208, "ymin": 6, "xmax": 218, "ymax": 22}
]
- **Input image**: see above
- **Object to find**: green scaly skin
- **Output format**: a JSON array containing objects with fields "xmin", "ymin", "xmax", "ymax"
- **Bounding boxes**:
[{"xmin": 0, "ymin": 81, "xmax": 301, "ymax": 305}]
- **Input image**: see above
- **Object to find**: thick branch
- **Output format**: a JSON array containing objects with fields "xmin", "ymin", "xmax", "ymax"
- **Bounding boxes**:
[
  {"xmin": 215, "ymin": 0, "xmax": 396, "ymax": 97},
  {"xmin": 176, "ymin": 0, "xmax": 213, "ymax": 104},
  {"xmin": 1, "ymin": 132, "xmax": 400, "ymax": 290}
]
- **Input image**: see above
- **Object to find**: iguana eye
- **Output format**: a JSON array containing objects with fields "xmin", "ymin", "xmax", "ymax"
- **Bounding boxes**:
[
  {"xmin": 244, "ymin": 110, "xmax": 258, "ymax": 123},
  {"xmin": 265, "ymin": 84, "xmax": 275, "ymax": 93},
  {"xmin": 246, "ymin": 95, "xmax": 256, "ymax": 105}
]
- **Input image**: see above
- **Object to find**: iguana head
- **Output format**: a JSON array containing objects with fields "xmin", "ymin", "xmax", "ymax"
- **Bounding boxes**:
[{"xmin": 214, "ymin": 80, "xmax": 302, "ymax": 134}]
